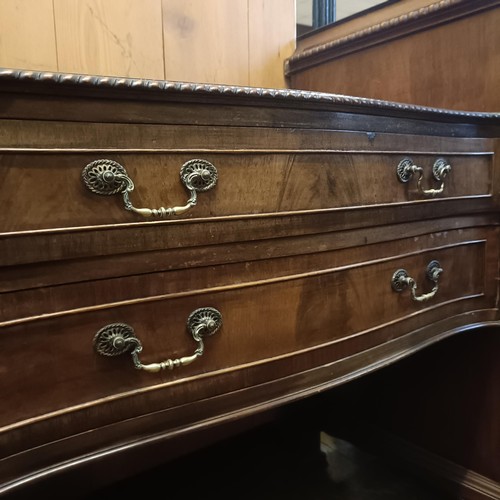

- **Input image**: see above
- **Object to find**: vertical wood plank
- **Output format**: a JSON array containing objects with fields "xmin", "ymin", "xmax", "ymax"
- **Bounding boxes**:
[
  {"xmin": 162, "ymin": 0, "xmax": 249, "ymax": 86},
  {"xmin": 0, "ymin": 0, "xmax": 58, "ymax": 71},
  {"xmin": 53, "ymin": 0, "xmax": 165, "ymax": 79},
  {"xmin": 248, "ymin": 0, "xmax": 296, "ymax": 89},
  {"xmin": 0, "ymin": 0, "xmax": 296, "ymax": 87}
]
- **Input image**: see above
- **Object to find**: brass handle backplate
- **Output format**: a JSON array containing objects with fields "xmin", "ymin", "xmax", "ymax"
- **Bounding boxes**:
[
  {"xmin": 391, "ymin": 260, "xmax": 443, "ymax": 302},
  {"xmin": 82, "ymin": 158, "xmax": 218, "ymax": 217},
  {"xmin": 397, "ymin": 157, "xmax": 451, "ymax": 196},
  {"xmin": 93, "ymin": 307, "xmax": 222, "ymax": 373}
]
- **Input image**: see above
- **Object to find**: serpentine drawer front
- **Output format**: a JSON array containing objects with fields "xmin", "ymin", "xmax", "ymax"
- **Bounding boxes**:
[
  {"xmin": 0, "ymin": 151, "xmax": 492, "ymax": 232},
  {"xmin": 1, "ymin": 69, "xmax": 499, "ymax": 496},
  {"xmin": 0, "ymin": 229, "xmax": 495, "ymax": 454}
]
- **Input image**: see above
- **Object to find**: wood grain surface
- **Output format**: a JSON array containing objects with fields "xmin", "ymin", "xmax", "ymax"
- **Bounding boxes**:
[
  {"xmin": 0, "ymin": 151, "xmax": 492, "ymax": 232},
  {"xmin": 54, "ymin": 0, "xmax": 165, "ymax": 80},
  {"xmin": 288, "ymin": 2, "xmax": 500, "ymax": 111},
  {"xmin": 0, "ymin": 0, "xmax": 295, "ymax": 88},
  {"xmin": 0, "ymin": 0, "xmax": 58, "ymax": 72},
  {"xmin": 0, "ymin": 71, "xmax": 499, "ymax": 497}
]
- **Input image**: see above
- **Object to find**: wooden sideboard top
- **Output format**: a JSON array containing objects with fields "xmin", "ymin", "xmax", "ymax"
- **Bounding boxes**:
[{"xmin": 1, "ymin": 67, "xmax": 499, "ymax": 125}]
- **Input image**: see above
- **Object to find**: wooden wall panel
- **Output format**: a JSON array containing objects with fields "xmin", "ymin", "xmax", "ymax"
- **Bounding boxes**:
[
  {"xmin": 162, "ymin": 0, "xmax": 249, "ymax": 86},
  {"xmin": 249, "ymin": 0, "xmax": 296, "ymax": 88},
  {"xmin": 53, "ymin": 0, "xmax": 165, "ymax": 79},
  {"xmin": 0, "ymin": 0, "xmax": 58, "ymax": 71},
  {"xmin": 0, "ymin": 0, "xmax": 295, "ymax": 88},
  {"xmin": 288, "ymin": 2, "xmax": 500, "ymax": 111}
]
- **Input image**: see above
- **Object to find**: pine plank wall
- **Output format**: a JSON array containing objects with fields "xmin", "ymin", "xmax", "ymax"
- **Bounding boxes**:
[{"xmin": 0, "ymin": 0, "xmax": 296, "ymax": 88}]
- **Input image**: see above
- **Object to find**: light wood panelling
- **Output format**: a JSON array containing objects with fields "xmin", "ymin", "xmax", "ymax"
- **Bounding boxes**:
[
  {"xmin": 0, "ymin": 0, "xmax": 58, "ymax": 71},
  {"xmin": 162, "ymin": 0, "xmax": 249, "ymax": 86},
  {"xmin": 0, "ymin": 0, "xmax": 295, "ymax": 87},
  {"xmin": 53, "ymin": 0, "xmax": 165, "ymax": 79},
  {"xmin": 249, "ymin": 0, "xmax": 296, "ymax": 88}
]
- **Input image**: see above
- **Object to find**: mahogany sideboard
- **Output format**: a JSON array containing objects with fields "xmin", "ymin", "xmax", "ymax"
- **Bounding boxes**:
[{"xmin": 0, "ymin": 68, "xmax": 499, "ymax": 498}]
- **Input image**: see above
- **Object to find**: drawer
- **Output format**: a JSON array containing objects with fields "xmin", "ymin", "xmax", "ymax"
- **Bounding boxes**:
[
  {"xmin": 0, "ymin": 152, "xmax": 492, "ymax": 232},
  {"xmin": 0, "ymin": 233, "xmax": 495, "ymax": 437}
]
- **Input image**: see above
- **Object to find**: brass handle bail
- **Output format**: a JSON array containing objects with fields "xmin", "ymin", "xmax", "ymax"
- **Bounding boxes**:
[
  {"xmin": 82, "ymin": 158, "xmax": 218, "ymax": 217},
  {"xmin": 397, "ymin": 157, "xmax": 451, "ymax": 197},
  {"xmin": 391, "ymin": 260, "xmax": 443, "ymax": 302},
  {"xmin": 93, "ymin": 307, "xmax": 222, "ymax": 373}
]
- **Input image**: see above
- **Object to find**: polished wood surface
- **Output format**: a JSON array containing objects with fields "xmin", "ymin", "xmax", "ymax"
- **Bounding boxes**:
[
  {"xmin": 0, "ymin": 69, "xmax": 499, "ymax": 497},
  {"xmin": 287, "ymin": 0, "xmax": 500, "ymax": 112},
  {"xmin": 0, "ymin": 231, "xmax": 493, "ymax": 427},
  {"xmin": 0, "ymin": 224, "xmax": 493, "ymax": 320},
  {"xmin": 0, "ymin": 152, "xmax": 492, "ymax": 232}
]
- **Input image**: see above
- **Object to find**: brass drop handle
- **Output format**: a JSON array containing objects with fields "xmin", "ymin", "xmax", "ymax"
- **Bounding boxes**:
[
  {"xmin": 82, "ymin": 158, "xmax": 218, "ymax": 217},
  {"xmin": 397, "ymin": 158, "xmax": 451, "ymax": 196},
  {"xmin": 93, "ymin": 307, "xmax": 222, "ymax": 373},
  {"xmin": 391, "ymin": 260, "xmax": 443, "ymax": 302}
]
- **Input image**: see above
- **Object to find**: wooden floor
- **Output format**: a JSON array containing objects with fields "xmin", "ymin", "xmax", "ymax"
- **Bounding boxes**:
[{"xmin": 87, "ymin": 415, "xmax": 452, "ymax": 500}]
